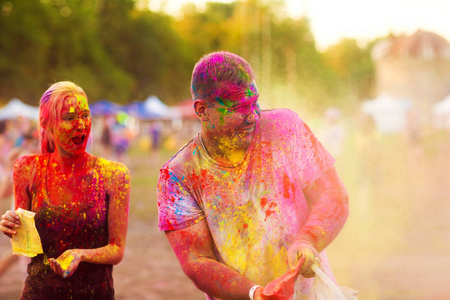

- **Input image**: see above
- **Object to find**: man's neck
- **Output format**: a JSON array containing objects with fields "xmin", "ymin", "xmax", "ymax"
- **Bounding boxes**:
[{"xmin": 199, "ymin": 133, "xmax": 247, "ymax": 167}]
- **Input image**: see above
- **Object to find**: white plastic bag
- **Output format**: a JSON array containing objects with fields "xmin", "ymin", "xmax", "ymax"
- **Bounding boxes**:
[{"xmin": 307, "ymin": 265, "xmax": 358, "ymax": 300}]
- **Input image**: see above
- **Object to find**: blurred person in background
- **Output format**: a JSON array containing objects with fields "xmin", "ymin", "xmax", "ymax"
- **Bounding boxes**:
[
  {"xmin": 111, "ymin": 112, "xmax": 131, "ymax": 165},
  {"xmin": 157, "ymin": 51, "xmax": 349, "ymax": 300},
  {"xmin": 0, "ymin": 128, "xmax": 39, "ymax": 280},
  {"xmin": 0, "ymin": 120, "xmax": 13, "ymax": 182},
  {"xmin": 317, "ymin": 107, "xmax": 346, "ymax": 159},
  {"xmin": 0, "ymin": 81, "xmax": 130, "ymax": 300},
  {"xmin": 99, "ymin": 116, "xmax": 113, "ymax": 159},
  {"xmin": 149, "ymin": 121, "xmax": 163, "ymax": 164}
]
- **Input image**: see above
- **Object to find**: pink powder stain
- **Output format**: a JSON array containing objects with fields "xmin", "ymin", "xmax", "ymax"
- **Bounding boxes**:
[
  {"xmin": 260, "ymin": 197, "xmax": 268, "ymax": 208},
  {"xmin": 264, "ymin": 202, "xmax": 277, "ymax": 220},
  {"xmin": 283, "ymin": 174, "xmax": 295, "ymax": 198}
]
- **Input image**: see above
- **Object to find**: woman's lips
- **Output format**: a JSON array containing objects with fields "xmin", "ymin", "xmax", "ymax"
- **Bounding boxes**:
[{"xmin": 72, "ymin": 135, "xmax": 85, "ymax": 145}]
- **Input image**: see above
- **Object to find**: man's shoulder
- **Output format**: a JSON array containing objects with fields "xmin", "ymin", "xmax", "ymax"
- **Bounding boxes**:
[
  {"xmin": 161, "ymin": 137, "xmax": 197, "ymax": 171},
  {"xmin": 261, "ymin": 108, "xmax": 301, "ymax": 123},
  {"xmin": 259, "ymin": 108, "xmax": 304, "ymax": 132}
]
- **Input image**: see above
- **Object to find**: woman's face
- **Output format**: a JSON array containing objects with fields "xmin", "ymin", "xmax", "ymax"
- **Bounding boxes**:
[{"xmin": 53, "ymin": 94, "xmax": 91, "ymax": 157}]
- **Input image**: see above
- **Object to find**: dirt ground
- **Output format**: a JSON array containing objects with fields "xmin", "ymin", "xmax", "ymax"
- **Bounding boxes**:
[{"xmin": 1, "ymin": 130, "xmax": 450, "ymax": 300}]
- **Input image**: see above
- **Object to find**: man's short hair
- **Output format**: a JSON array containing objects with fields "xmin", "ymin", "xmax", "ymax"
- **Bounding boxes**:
[{"xmin": 190, "ymin": 51, "xmax": 256, "ymax": 102}]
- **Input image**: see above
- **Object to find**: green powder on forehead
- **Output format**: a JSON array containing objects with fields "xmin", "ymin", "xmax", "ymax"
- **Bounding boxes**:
[{"xmin": 75, "ymin": 94, "xmax": 89, "ymax": 110}]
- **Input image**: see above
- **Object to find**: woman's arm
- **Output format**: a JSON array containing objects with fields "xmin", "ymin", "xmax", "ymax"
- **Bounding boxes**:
[
  {"xmin": 0, "ymin": 155, "xmax": 34, "ymax": 238},
  {"xmin": 50, "ymin": 161, "xmax": 130, "ymax": 277}
]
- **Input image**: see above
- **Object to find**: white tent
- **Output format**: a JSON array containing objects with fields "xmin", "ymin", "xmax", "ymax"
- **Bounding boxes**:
[
  {"xmin": 0, "ymin": 98, "xmax": 39, "ymax": 121},
  {"xmin": 361, "ymin": 94, "xmax": 411, "ymax": 133},
  {"xmin": 432, "ymin": 94, "xmax": 450, "ymax": 130},
  {"xmin": 144, "ymin": 95, "xmax": 180, "ymax": 119}
]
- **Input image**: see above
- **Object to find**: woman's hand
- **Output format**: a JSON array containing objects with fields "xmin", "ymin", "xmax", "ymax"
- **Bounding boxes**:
[
  {"xmin": 49, "ymin": 249, "xmax": 83, "ymax": 278},
  {"xmin": 0, "ymin": 210, "xmax": 20, "ymax": 238}
]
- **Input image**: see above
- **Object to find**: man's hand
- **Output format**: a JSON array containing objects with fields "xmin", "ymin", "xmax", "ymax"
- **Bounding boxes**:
[
  {"xmin": 287, "ymin": 240, "xmax": 320, "ymax": 278},
  {"xmin": 254, "ymin": 287, "xmax": 271, "ymax": 300}
]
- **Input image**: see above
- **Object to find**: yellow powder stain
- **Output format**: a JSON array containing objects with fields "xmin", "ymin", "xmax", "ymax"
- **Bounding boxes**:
[
  {"xmin": 69, "ymin": 107, "xmax": 75, "ymax": 113},
  {"xmin": 58, "ymin": 254, "xmax": 74, "ymax": 271}
]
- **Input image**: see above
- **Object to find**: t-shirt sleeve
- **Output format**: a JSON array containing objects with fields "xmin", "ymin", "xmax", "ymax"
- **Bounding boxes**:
[
  {"xmin": 292, "ymin": 114, "xmax": 335, "ymax": 189},
  {"xmin": 157, "ymin": 167, "xmax": 206, "ymax": 231}
]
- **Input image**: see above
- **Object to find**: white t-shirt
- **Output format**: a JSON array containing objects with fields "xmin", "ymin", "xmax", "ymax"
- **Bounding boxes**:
[{"xmin": 158, "ymin": 109, "xmax": 336, "ymax": 298}]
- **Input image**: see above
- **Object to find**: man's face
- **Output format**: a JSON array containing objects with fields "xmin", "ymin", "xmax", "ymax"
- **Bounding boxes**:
[
  {"xmin": 54, "ymin": 95, "xmax": 91, "ymax": 156},
  {"xmin": 205, "ymin": 82, "xmax": 260, "ymax": 150}
]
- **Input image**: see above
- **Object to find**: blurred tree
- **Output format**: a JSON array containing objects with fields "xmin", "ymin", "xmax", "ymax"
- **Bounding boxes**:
[
  {"xmin": 269, "ymin": 16, "xmax": 342, "ymax": 110},
  {"xmin": 176, "ymin": 1, "xmax": 345, "ymax": 111},
  {"xmin": 0, "ymin": 0, "xmax": 376, "ymax": 111},
  {"xmin": 323, "ymin": 38, "xmax": 375, "ymax": 101},
  {"xmin": 177, "ymin": 2, "xmax": 239, "ymax": 58},
  {"xmin": 99, "ymin": 2, "xmax": 193, "ymax": 103},
  {"xmin": 0, "ymin": 0, "xmax": 52, "ymax": 104},
  {"xmin": 0, "ymin": 0, "xmax": 133, "ymax": 104}
]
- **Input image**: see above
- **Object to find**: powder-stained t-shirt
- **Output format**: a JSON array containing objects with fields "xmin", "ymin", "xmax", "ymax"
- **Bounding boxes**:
[{"xmin": 158, "ymin": 109, "xmax": 336, "ymax": 298}]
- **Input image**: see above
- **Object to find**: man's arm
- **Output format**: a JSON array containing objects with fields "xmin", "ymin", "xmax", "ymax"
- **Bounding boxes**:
[
  {"xmin": 165, "ymin": 219, "xmax": 265, "ymax": 300},
  {"xmin": 288, "ymin": 166, "xmax": 349, "ymax": 277}
]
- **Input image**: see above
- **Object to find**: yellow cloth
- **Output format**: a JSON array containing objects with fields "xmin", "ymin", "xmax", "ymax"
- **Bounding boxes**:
[{"xmin": 11, "ymin": 208, "xmax": 43, "ymax": 257}]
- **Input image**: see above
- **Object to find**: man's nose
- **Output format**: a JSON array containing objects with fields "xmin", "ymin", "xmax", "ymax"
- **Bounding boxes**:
[{"xmin": 245, "ymin": 109, "xmax": 260, "ymax": 124}]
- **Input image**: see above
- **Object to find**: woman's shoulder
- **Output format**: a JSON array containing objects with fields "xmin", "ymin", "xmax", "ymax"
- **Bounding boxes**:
[
  {"xmin": 13, "ymin": 154, "xmax": 49, "ymax": 183},
  {"xmin": 94, "ymin": 156, "xmax": 130, "ymax": 177},
  {"xmin": 14, "ymin": 154, "xmax": 48, "ymax": 170}
]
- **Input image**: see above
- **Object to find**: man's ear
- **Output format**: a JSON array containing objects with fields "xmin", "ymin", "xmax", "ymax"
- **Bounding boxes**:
[{"xmin": 194, "ymin": 99, "xmax": 209, "ymax": 121}]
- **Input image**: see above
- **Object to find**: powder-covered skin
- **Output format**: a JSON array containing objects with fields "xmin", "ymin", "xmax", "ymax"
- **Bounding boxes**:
[{"xmin": 158, "ymin": 109, "xmax": 338, "ymax": 297}]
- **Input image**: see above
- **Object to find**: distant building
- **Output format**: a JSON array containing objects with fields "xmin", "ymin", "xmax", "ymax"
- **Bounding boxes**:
[{"xmin": 371, "ymin": 30, "xmax": 450, "ymax": 121}]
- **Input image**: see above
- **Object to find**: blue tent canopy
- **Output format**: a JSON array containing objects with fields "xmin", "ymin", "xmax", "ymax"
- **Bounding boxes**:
[
  {"xmin": 122, "ymin": 101, "xmax": 162, "ymax": 120},
  {"xmin": 89, "ymin": 100, "xmax": 122, "ymax": 116}
]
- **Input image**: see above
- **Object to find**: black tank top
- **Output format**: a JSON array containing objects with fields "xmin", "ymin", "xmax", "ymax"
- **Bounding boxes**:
[{"xmin": 21, "ymin": 154, "xmax": 114, "ymax": 300}]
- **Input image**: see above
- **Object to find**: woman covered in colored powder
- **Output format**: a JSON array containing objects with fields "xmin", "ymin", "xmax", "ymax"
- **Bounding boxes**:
[{"xmin": 0, "ymin": 81, "xmax": 130, "ymax": 300}]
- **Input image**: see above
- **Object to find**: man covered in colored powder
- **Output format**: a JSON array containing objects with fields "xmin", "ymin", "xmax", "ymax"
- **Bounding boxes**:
[{"xmin": 157, "ymin": 51, "xmax": 349, "ymax": 300}]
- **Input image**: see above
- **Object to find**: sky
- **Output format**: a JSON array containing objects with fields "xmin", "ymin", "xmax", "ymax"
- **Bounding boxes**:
[{"xmin": 148, "ymin": 0, "xmax": 450, "ymax": 50}]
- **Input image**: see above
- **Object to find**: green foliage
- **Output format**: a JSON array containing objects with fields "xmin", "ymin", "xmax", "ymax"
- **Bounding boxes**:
[
  {"xmin": 323, "ymin": 38, "xmax": 376, "ymax": 101},
  {"xmin": 0, "ymin": 0, "xmax": 376, "ymax": 110}
]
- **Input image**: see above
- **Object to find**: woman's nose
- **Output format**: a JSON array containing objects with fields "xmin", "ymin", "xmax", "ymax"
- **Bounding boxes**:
[{"xmin": 76, "ymin": 118, "xmax": 85, "ymax": 129}]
